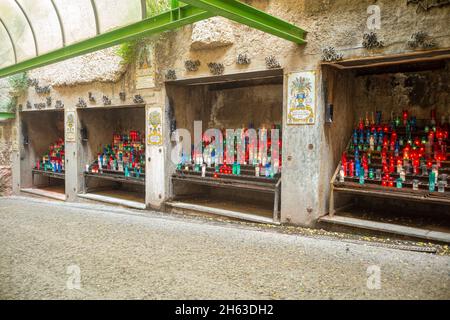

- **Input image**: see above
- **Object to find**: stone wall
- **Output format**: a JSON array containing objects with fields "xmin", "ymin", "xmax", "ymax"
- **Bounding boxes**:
[
  {"xmin": 154, "ymin": 0, "xmax": 450, "ymax": 225},
  {"xmin": 156, "ymin": 0, "xmax": 450, "ymax": 82},
  {"xmin": 4, "ymin": 0, "xmax": 450, "ymax": 225},
  {"xmin": 167, "ymin": 83, "xmax": 283, "ymax": 133},
  {"xmin": 28, "ymin": 47, "xmax": 126, "ymax": 87},
  {"xmin": 0, "ymin": 120, "xmax": 13, "ymax": 196},
  {"xmin": 352, "ymin": 62, "xmax": 450, "ymax": 121}
]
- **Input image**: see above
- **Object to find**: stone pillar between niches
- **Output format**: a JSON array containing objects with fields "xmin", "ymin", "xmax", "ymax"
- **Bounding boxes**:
[
  {"xmin": 280, "ymin": 68, "xmax": 324, "ymax": 227},
  {"xmin": 145, "ymin": 102, "xmax": 166, "ymax": 210},
  {"xmin": 64, "ymin": 109, "xmax": 78, "ymax": 202},
  {"xmin": 12, "ymin": 117, "xmax": 21, "ymax": 195}
]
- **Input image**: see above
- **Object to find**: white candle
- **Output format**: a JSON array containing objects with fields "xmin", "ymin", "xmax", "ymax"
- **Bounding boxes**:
[
  {"xmin": 201, "ymin": 164, "xmax": 206, "ymax": 177},
  {"xmin": 255, "ymin": 166, "xmax": 260, "ymax": 177}
]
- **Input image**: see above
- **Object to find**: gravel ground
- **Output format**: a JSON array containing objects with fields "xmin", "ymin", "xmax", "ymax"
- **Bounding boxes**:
[{"xmin": 0, "ymin": 197, "xmax": 449, "ymax": 300}]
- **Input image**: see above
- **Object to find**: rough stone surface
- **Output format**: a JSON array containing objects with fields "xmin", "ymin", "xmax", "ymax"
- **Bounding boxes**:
[
  {"xmin": 191, "ymin": 17, "xmax": 235, "ymax": 50},
  {"xmin": 0, "ymin": 167, "xmax": 12, "ymax": 196},
  {"xmin": 0, "ymin": 121, "xmax": 12, "ymax": 165},
  {"xmin": 0, "ymin": 197, "xmax": 449, "ymax": 300},
  {"xmin": 353, "ymin": 65, "xmax": 450, "ymax": 118},
  {"xmin": 29, "ymin": 47, "xmax": 126, "ymax": 87},
  {"xmin": 0, "ymin": 119, "xmax": 13, "ymax": 196},
  {"xmin": 4, "ymin": 0, "xmax": 450, "ymax": 227}
]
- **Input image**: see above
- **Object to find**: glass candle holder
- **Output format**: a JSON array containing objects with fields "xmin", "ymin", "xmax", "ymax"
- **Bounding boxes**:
[
  {"xmin": 438, "ymin": 181, "xmax": 445, "ymax": 193},
  {"xmin": 440, "ymin": 174, "xmax": 448, "ymax": 186},
  {"xmin": 359, "ymin": 169, "xmax": 365, "ymax": 185},
  {"xmin": 412, "ymin": 179, "xmax": 420, "ymax": 191},
  {"xmin": 339, "ymin": 169, "xmax": 345, "ymax": 183},
  {"xmin": 400, "ymin": 169, "xmax": 406, "ymax": 182},
  {"xmin": 369, "ymin": 168, "xmax": 375, "ymax": 180},
  {"xmin": 429, "ymin": 181, "xmax": 436, "ymax": 192},
  {"xmin": 432, "ymin": 165, "xmax": 439, "ymax": 183},
  {"xmin": 375, "ymin": 169, "xmax": 382, "ymax": 181},
  {"xmin": 201, "ymin": 164, "xmax": 207, "ymax": 177},
  {"xmin": 421, "ymin": 164, "xmax": 428, "ymax": 176}
]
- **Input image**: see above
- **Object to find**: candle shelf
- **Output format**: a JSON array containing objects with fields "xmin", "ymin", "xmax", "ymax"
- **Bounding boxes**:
[
  {"xmin": 84, "ymin": 171, "xmax": 145, "ymax": 190},
  {"xmin": 331, "ymin": 115, "xmax": 450, "ymax": 211},
  {"xmin": 171, "ymin": 164, "xmax": 282, "ymax": 221},
  {"xmin": 32, "ymin": 169, "xmax": 65, "ymax": 186}
]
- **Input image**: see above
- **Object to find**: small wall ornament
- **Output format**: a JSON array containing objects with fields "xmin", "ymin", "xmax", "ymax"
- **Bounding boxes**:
[
  {"xmin": 237, "ymin": 53, "xmax": 251, "ymax": 65},
  {"xmin": 119, "ymin": 92, "xmax": 126, "ymax": 101},
  {"xmin": 185, "ymin": 60, "xmax": 201, "ymax": 72},
  {"xmin": 362, "ymin": 32, "xmax": 384, "ymax": 49},
  {"xmin": 407, "ymin": 0, "xmax": 450, "ymax": 12},
  {"xmin": 34, "ymin": 103, "xmax": 46, "ymax": 110},
  {"xmin": 76, "ymin": 98, "xmax": 87, "ymax": 108},
  {"xmin": 265, "ymin": 56, "xmax": 281, "ymax": 69},
  {"xmin": 26, "ymin": 101, "xmax": 32, "ymax": 109},
  {"xmin": 407, "ymin": 31, "xmax": 436, "ymax": 49},
  {"xmin": 88, "ymin": 92, "xmax": 96, "ymax": 103},
  {"xmin": 55, "ymin": 100, "xmax": 64, "ymax": 109},
  {"xmin": 46, "ymin": 96, "xmax": 52, "ymax": 107},
  {"xmin": 133, "ymin": 95, "xmax": 144, "ymax": 104},
  {"xmin": 321, "ymin": 46, "xmax": 344, "ymax": 62},
  {"xmin": 35, "ymin": 84, "xmax": 51, "ymax": 94},
  {"xmin": 165, "ymin": 70, "xmax": 177, "ymax": 81},
  {"xmin": 102, "ymin": 95, "xmax": 112, "ymax": 105},
  {"xmin": 207, "ymin": 62, "xmax": 225, "ymax": 75},
  {"xmin": 27, "ymin": 78, "xmax": 38, "ymax": 87}
]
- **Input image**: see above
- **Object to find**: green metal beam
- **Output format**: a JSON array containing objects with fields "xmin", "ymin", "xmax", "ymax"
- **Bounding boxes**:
[
  {"xmin": 171, "ymin": 0, "xmax": 180, "ymax": 9},
  {"xmin": 183, "ymin": 0, "xmax": 306, "ymax": 44},
  {"xmin": 0, "ymin": 5, "xmax": 212, "ymax": 78},
  {"xmin": 0, "ymin": 112, "xmax": 15, "ymax": 120},
  {"xmin": 171, "ymin": 0, "xmax": 180, "ymax": 20}
]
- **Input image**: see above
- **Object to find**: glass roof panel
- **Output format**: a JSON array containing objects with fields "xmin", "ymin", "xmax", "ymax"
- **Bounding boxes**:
[
  {"xmin": 0, "ymin": 0, "xmax": 36, "ymax": 63},
  {"xmin": 53, "ymin": 0, "xmax": 97, "ymax": 45},
  {"xmin": 17, "ymin": 0, "xmax": 63, "ymax": 54},
  {"xmin": 0, "ymin": 22, "xmax": 15, "ymax": 68},
  {"xmin": 0, "ymin": 0, "xmax": 151, "ymax": 71},
  {"xmin": 94, "ymin": 0, "xmax": 143, "ymax": 33}
]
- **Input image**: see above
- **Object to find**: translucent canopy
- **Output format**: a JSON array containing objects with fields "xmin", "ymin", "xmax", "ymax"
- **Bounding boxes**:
[{"xmin": 0, "ymin": 0, "xmax": 145, "ymax": 68}]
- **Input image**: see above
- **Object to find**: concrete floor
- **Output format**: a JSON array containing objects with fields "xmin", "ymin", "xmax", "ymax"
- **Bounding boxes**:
[
  {"xmin": 88, "ymin": 188, "xmax": 145, "ymax": 203},
  {"xmin": 0, "ymin": 197, "xmax": 449, "ymax": 300}
]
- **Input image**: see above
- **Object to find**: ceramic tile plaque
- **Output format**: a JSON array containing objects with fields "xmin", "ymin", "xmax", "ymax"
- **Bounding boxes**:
[
  {"xmin": 147, "ymin": 107, "xmax": 163, "ymax": 146},
  {"xmin": 65, "ymin": 111, "xmax": 76, "ymax": 142},
  {"xmin": 287, "ymin": 71, "xmax": 316, "ymax": 125},
  {"xmin": 12, "ymin": 126, "xmax": 18, "ymax": 151}
]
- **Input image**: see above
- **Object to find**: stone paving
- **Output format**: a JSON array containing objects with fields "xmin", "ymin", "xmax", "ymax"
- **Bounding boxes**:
[{"xmin": 0, "ymin": 197, "xmax": 449, "ymax": 300}]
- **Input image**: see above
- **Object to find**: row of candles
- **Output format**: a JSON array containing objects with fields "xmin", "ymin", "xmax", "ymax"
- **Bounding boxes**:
[
  {"xmin": 87, "ymin": 131, "xmax": 145, "ymax": 178},
  {"xmin": 339, "ymin": 110, "xmax": 449, "ymax": 193},
  {"xmin": 35, "ymin": 139, "xmax": 65, "ymax": 173},
  {"xmin": 359, "ymin": 109, "xmax": 448, "ymax": 130},
  {"xmin": 178, "ymin": 126, "xmax": 282, "ymax": 179}
]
